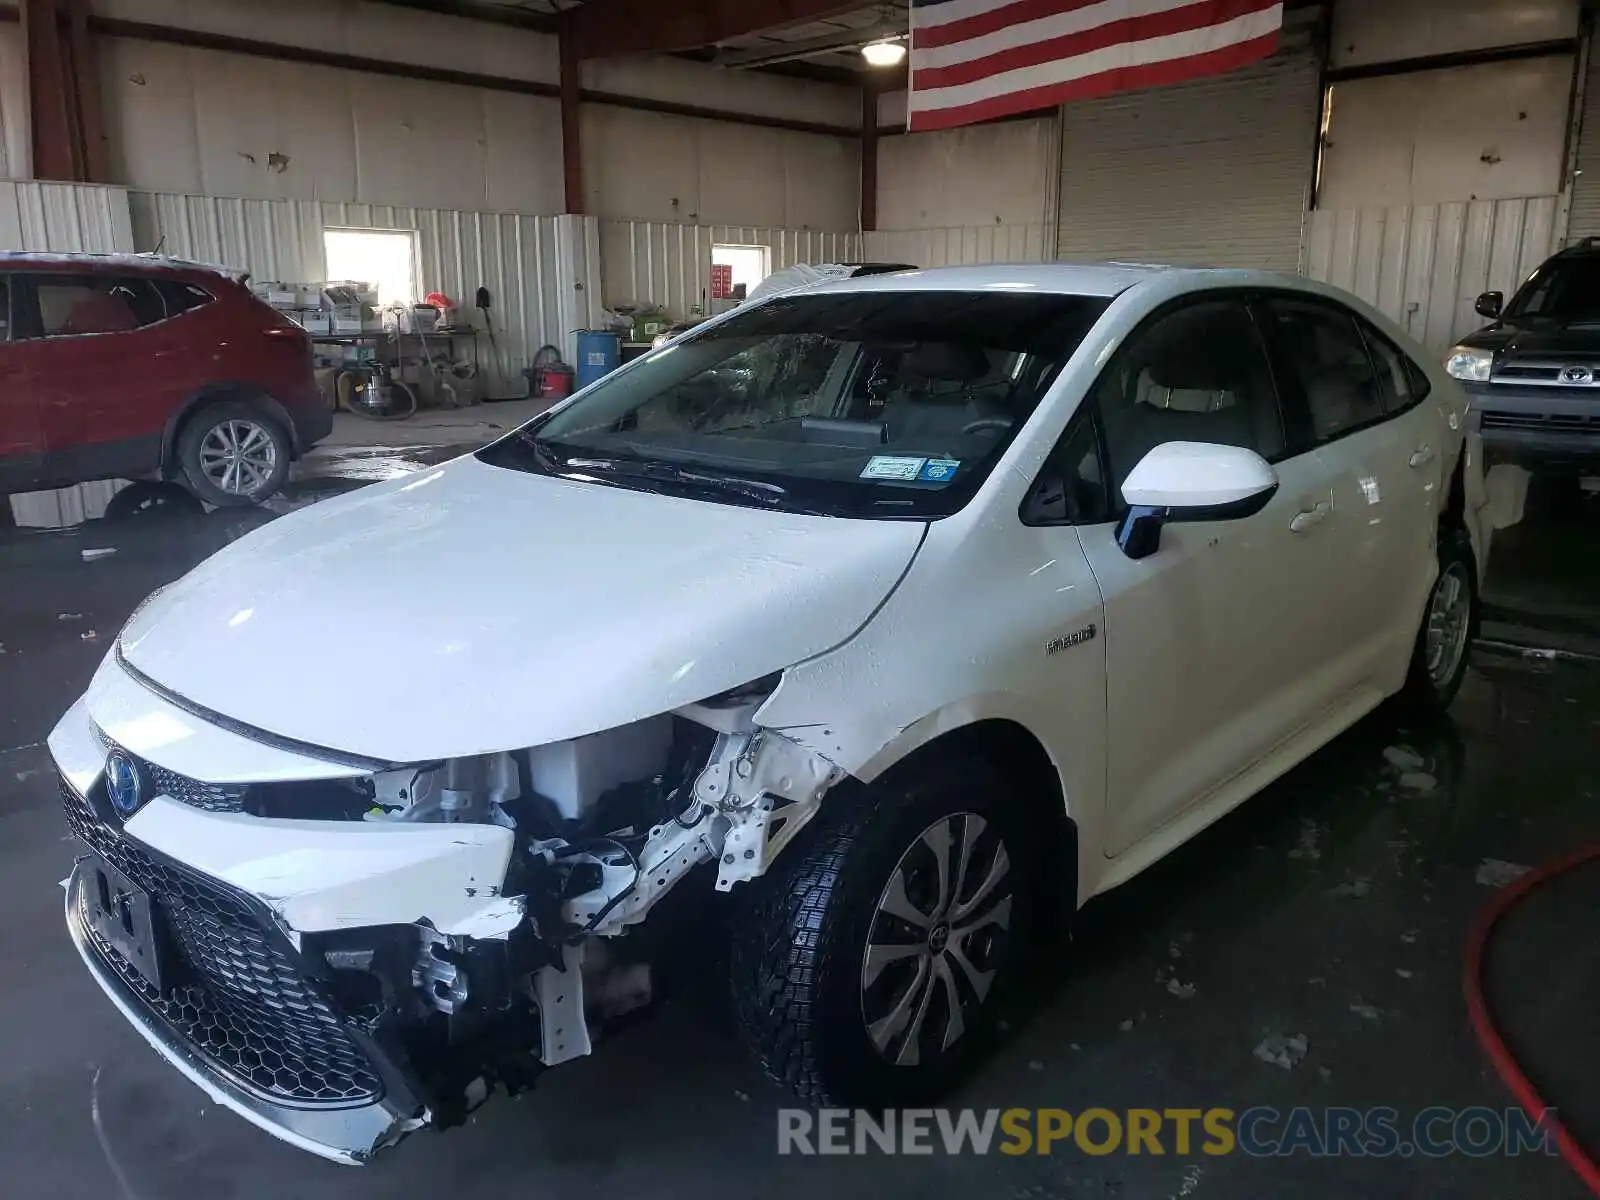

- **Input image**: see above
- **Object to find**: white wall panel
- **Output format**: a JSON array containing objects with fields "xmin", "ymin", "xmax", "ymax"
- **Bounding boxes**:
[
  {"xmin": 581, "ymin": 105, "xmax": 858, "ymax": 229},
  {"xmin": 1331, "ymin": 0, "xmax": 1578, "ymax": 69},
  {"xmin": 878, "ymin": 118, "xmax": 1055, "ymax": 230},
  {"xmin": 1303, "ymin": 196, "xmax": 1561, "ymax": 351},
  {"xmin": 599, "ymin": 220, "xmax": 862, "ymax": 317},
  {"xmin": 1319, "ymin": 57, "xmax": 1573, "ymax": 210},
  {"xmin": 863, "ymin": 224, "xmax": 1049, "ymax": 266},
  {"xmin": 98, "ymin": 38, "xmax": 566, "ymax": 215},
  {"xmin": 92, "ymin": 0, "xmax": 560, "ymax": 83},
  {"xmin": 585, "ymin": 55, "xmax": 857, "ymax": 129},
  {"xmin": 0, "ymin": 182, "xmax": 135, "ymax": 252},
  {"xmin": 129, "ymin": 191, "xmax": 599, "ymax": 369}
]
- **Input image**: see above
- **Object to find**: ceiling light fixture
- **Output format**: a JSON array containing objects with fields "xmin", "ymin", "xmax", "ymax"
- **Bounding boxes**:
[{"xmin": 860, "ymin": 39, "xmax": 907, "ymax": 67}]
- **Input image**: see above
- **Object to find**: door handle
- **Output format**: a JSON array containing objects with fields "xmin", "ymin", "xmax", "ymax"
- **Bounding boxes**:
[
  {"xmin": 1409, "ymin": 445, "xmax": 1436, "ymax": 468},
  {"xmin": 1289, "ymin": 501, "xmax": 1331, "ymax": 533}
]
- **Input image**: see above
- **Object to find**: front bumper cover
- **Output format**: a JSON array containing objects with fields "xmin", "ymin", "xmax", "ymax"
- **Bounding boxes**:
[
  {"xmin": 1465, "ymin": 382, "xmax": 1600, "ymax": 463},
  {"xmin": 65, "ymin": 861, "xmax": 420, "ymax": 1165}
]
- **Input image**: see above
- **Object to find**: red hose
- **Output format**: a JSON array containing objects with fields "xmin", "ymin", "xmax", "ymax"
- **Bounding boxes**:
[{"xmin": 1463, "ymin": 844, "xmax": 1600, "ymax": 1196}]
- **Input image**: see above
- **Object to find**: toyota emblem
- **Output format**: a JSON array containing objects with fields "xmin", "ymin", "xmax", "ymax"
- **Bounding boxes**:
[
  {"xmin": 105, "ymin": 750, "xmax": 144, "ymax": 817},
  {"xmin": 1559, "ymin": 365, "xmax": 1593, "ymax": 385}
]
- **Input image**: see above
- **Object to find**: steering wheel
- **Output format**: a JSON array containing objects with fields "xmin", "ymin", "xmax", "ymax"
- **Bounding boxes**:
[{"xmin": 961, "ymin": 417, "xmax": 1014, "ymax": 437}]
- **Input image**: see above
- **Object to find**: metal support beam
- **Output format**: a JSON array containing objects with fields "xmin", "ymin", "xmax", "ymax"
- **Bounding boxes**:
[
  {"xmin": 571, "ymin": 0, "xmax": 867, "ymax": 60},
  {"xmin": 65, "ymin": 0, "xmax": 105, "ymax": 182},
  {"xmin": 860, "ymin": 81, "xmax": 878, "ymax": 232},
  {"xmin": 20, "ymin": 0, "xmax": 74, "ymax": 179},
  {"xmin": 560, "ymin": 12, "xmax": 584, "ymax": 215},
  {"xmin": 714, "ymin": 23, "xmax": 900, "ymax": 70}
]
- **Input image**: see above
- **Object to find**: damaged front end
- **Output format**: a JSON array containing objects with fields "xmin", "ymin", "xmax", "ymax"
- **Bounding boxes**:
[{"xmin": 55, "ymin": 673, "xmax": 844, "ymax": 1163}]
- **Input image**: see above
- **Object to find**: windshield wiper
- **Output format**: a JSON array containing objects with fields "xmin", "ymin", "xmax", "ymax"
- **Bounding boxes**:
[
  {"xmin": 564, "ymin": 457, "xmax": 834, "ymax": 513},
  {"xmin": 510, "ymin": 432, "xmax": 566, "ymax": 474}
]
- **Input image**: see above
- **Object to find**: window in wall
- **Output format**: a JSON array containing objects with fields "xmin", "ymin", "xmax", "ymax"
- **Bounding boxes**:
[
  {"xmin": 712, "ymin": 244, "xmax": 770, "ymax": 301},
  {"xmin": 323, "ymin": 229, "xmax": 418, "ymax": 306}
]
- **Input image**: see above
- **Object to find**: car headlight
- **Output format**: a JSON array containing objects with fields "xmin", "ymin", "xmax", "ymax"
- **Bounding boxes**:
[{"xmin": 1445, "ymin": 345, "xmax": 1493, "ymax": 383}]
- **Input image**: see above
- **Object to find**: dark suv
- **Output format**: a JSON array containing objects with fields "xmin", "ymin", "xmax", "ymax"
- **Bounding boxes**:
[
  {"xmin": 1450, "ymin": 240, "xmax": 1600, "ymax": 469},
  {"xmin": 0, "ymin": 252, "xmax": 330, "ymax": 507}
]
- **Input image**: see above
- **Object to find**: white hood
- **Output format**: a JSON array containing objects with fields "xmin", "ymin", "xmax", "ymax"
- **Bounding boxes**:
[{"xmin": 118, "ymin": 455, "xmax": 924, "ymax": 763}]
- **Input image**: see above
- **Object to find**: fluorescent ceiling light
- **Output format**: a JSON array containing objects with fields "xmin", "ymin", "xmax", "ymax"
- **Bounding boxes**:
[{"xmin": 861, "ymin": 39, "xmax": 906, "ymax": 67}]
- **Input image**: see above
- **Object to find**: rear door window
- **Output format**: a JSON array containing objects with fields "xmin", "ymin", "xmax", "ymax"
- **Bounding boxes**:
[
  {"xmin": 158, "ymin": 280, "xmax": 215, "ymax": 316},
  {"xmin": 1356, "ymin": 319, "xmax": 1431, "ymax": 413},
  {"xmin": 1258, "ymin": 296, "xmax": 1389, "ymax": 448},
  {"xmin": 22, "ymin": 275, "xmax": 169, "ymax": 338}
]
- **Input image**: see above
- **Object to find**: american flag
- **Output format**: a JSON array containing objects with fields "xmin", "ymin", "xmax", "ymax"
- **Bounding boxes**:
[{"xmin": 908, "ymin": 0, "xmax": 1285, "ymax": 132}]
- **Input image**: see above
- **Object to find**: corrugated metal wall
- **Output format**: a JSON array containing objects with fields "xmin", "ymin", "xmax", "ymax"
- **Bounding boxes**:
[
  {"xmin": 863, "ymin": 224, "xmax": 1049, "ymax": 267},
  {"xmin": 1303, "ymin": 195, "xmax": 1562, "ymax": 350},
  {"xmin": 128, "ymin": 192, "xmax": 599, "ymax": 370},
  {"xmin": 599, "ymin": 220, "xmax": 861, "ymax": 317},
  {"xmin": 0, "ymin": 182, "xmax": 134, "ymax": 252}
]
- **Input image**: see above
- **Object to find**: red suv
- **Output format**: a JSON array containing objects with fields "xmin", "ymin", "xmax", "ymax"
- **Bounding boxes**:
[{"xmin": 0, "ymin": 252, "xmax": 330, "ymax": 507}]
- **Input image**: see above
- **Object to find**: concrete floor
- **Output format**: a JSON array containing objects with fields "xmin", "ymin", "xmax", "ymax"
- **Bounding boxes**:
[
  {"xmin": 0, "ymin": 449, "xmax": 1596, "ymax": 1197},
  {"xmin": 318, "ymin": 396, "xmax": 555, "ymax": 449}
]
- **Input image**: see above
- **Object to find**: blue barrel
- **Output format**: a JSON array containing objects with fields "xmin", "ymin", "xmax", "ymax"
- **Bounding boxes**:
[{"xmin": 575, "ymin": 330, "xmax": 621, "ymax": 389}]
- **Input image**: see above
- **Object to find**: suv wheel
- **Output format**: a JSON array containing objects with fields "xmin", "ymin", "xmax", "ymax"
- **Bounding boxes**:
[
  {"xmin": 730, "ymin": 758, "xmax": 1034, "ymax": 1107},
  {"xmin": 177, "ymin": 401, "xmax": 291, "ymax": 507},
  {"xmin": 1393, "ymin": 525, "xmax": 1478, "ymax": 715}
]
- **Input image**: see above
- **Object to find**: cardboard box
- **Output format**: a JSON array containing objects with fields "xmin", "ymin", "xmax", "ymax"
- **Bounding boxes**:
[
  {"xmin": 298, "ymin": 312, "xmax": 333, "ymax": 335},
  {"xmin": 332, "ymin": 315, "xmax": 363, "ymax": 335}
]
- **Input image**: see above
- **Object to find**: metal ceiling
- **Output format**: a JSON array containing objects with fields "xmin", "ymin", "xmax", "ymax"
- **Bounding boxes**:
[{"xmin": 367, "ymin": 0, "xmax": 909, "ymax": 75}]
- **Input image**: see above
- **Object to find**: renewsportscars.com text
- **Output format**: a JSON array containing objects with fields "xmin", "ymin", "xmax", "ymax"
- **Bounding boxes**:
[{"xmin": 777, "ymin": 1107, "xmax": 1559, "ymax": 1159}]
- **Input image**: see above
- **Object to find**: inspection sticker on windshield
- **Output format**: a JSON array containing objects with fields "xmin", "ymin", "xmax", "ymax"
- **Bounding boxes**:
[
  {"xmin": 860, "ymin": 455, "xmax": 927, "ymax": 481},
  {"xmin": 918, "ymin": 458, "xmax": 961, "ymax": 483}
]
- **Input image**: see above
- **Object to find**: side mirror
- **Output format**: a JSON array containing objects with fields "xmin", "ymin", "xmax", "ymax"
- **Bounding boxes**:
[
  {"xmin": 1115, "ymin": 442, "xmax": 1279, "ymax": 560},
  {"xmin": 1475, "ymin": 291, "xmax": 1503, "ymax": 320}
]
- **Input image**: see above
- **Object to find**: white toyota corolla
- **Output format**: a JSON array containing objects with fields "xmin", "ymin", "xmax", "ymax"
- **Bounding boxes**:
[{"xmin": 52, "ymin": 264, "xmax": 1495, "ymax": 1163}]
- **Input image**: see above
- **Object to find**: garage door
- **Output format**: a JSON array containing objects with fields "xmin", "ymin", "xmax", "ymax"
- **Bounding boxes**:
[
  {"xmin": 1056, "ymin": 50, "xmax": 1320, "ymax": 272},
  {"xmin": 1566, "ymin": 40, "xmax": 1600, "ymax": 241}
]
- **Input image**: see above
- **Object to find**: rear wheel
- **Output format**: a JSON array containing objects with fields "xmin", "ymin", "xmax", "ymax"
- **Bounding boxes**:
[
  {"xmin": 177, "ymin": 401, "xmax": 291, "ymax": 507},
  {"xmin": 730, "ymin": 758, "xmax": 1034, "ymax": 1107},
  {"xmin": 1392, "ymin": 526, "xmax": 1478, "ymax": 716}
]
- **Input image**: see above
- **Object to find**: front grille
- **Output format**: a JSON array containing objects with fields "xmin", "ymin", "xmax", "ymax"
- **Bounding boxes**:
[
  {"xmin": 63, "ymin": 779, "xmax": 382, "ymax": 1107},
  {"xmin": 1481, "ymin": 411, "xmax": 1600, "ymax": 433},
  {"xmin": 1493, "ymin": 364, "xmax": 1563, "ymax": 382},
  {"xmin": 92, "ymin": 726, "xmax": 247, "ymax": 814}
]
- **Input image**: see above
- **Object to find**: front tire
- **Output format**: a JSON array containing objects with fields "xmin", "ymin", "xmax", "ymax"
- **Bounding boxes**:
[
  {"xmin": 177, "ymin": 401, "xmax": 292, "ymax": 507},
  {"xmin": 1392, "ymin": 525, "xmax": 1478, "ymax": 716},
  {"xmin": 729, "ymin": 759, "xmax": 1034, "ymax": 1108}
]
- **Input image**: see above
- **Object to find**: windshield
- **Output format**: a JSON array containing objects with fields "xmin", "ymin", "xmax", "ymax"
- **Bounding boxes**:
[
  {"xmin": 1504, "ymin": 256, "xmax": 1600, "ymax": 321},
  {"xmin": 477, "ymin": 290, "xmax": 1110, "ymax": 519}
]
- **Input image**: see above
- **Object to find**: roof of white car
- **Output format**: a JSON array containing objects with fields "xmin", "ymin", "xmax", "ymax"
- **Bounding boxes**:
[{"xmin": 808, "ymin": 261, "xmax": 1293, "ymax": 299}]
